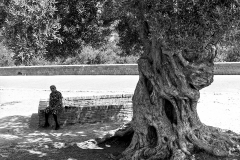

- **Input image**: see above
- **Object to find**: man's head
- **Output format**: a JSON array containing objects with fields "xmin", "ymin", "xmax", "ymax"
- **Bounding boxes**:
[{"xmin": 50, "ymin": 85, "xmax": 56, "ymax": 92}]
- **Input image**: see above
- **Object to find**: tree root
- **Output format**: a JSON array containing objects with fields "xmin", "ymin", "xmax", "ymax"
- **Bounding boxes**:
[
  {"xmin": 185, "ymin": 125, "xmax": 240, "ymax": 158},
  {"xmin": 170, "ymin": 149, "xmax": 187, "ymax": 160},
  {"xmin": 107, "ymin": 122, "xmax": 240, "ymax": 160},
  {"xmin": 120, "ymin": 145, "xmax": 171, "ymax": 160}
]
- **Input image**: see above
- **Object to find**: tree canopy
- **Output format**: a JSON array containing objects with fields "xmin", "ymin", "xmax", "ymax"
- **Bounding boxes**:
[
  {"xmin": 102, "ymin": 0, "xmax": 240, "ymax": 57},
  {"xmin": 2, "ymin": 0, "xmax": 240, "ymax": 65}
]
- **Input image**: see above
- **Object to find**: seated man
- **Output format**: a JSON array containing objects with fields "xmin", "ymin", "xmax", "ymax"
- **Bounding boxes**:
[{"xmin": 43, "ymin": 85, "xmax": 63, "ymax": 130}]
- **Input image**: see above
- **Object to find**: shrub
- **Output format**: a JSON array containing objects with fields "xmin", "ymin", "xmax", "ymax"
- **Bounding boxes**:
[{"xmin": 0, "ymin": 43, "xmax": 14, "ymax": 66}]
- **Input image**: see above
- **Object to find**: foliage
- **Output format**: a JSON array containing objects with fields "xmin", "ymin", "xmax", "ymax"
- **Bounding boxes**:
[
  {"xmin": 44, "ymin": 0, "xmax": 110, "ymax": 61},
  {"xmin": 114, "ymin": 18, "xmax": 143, "ymax": 56},
  {"xmin": 2, "ymin": 0, "xmax": 240, "ymax": 66},
  {"xmin": 0, "ymin": 1, "xmax": 7, "ymax": 28},
  {"xmin": 0, "ymin": 42, "xmax": 14, "ymax": 66},
  {"xmin": 215, "ymin": 45, "xmax": 240, "ymax": 62},
  {"xmin": 1, "ymin": 0, "xmax": 62, "ymax": 65},
  {"xmin": 102, "ymin": 0, "xmax": 240, "ymax": 58},
  {"xmin": 1, "ymin": 0, "xmax": 113, "ymax": 64},
  {"xmin": 13, "ymin": 40, "xmax": 138, "ymax": 66},
  {"xmin": 0, "ymin": 32, "xmax": 139, "ymax": 66},
  {"xmin": 47, "ymin": 43, "xmax": 138, "ymax": 65},
  {"xmin": 215, "ymin": 24, "xmax": 240, "ymax": 62}
]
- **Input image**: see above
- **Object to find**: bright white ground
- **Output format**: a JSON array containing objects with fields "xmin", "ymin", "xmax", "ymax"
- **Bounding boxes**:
[
  {"xmin": 0, "ymin": 75, "xmax": 240, "ymax": 133},
  {"xmin": 0, "ymin": 75, "xmax": 240, "ymax": 160}
]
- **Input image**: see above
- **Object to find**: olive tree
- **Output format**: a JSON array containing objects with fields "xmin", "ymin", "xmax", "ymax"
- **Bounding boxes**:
[
  {"xmin": 1, "ymin": 0, "xmax": 61, "ymax": 65},
  {"xmin": 102, "ymin": 0, "xmax": 240, "ymax": 159}
]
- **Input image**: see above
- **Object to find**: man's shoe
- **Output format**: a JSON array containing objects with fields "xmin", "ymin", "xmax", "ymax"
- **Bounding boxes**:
[{"xmin": 55, "ymin": 125, "xmax": 60, "ymax": 130}]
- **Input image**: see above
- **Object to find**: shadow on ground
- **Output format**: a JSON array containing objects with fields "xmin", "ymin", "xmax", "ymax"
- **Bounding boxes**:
[
  {"xmin": 1, "ymin": 116, "xmax": 239, "ymax": 160},
  {"xmin": 0, "ymin": 115, "xmax": 129, "ymax": 160}
]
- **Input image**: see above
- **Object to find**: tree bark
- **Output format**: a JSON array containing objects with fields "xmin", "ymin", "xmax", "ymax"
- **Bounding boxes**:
[{"xmin": 118, "ymin": 43, "xmax": 240, "ymax": 160}]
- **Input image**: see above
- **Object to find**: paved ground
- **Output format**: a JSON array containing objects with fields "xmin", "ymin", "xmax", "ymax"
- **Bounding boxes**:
[
  {"xmin": 1, "ymin": 75, "xmax": 240, "ymax": 92},
  {"xmin": 0, "ymin": 76, "xmax": 136, "ymax": 159},
  {"xmin": 0, "ymin": 75, "xmax": 139, "ymax": 92},
  {"xmin": 0, "ymin": 75, "xmax": 240, "ymax": 132},
  {"xmin": 0, "ymin": 75, "xmax": 240, "ymax": 159}
]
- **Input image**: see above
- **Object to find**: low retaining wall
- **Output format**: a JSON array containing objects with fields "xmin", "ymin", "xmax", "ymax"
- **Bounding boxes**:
[
  {"xmin": 1, "ymin": 62, "xmax": 240, "ymax": 75},
  {"xmin": 38, "ymin": 94, "xmax": 133, "ymax": 126},
  {"xmin": 214, "ymin": 62, "xmax": 240, "ymax": 75},
  {"xmin": 0, "ymin": 64, "xmax": 138, "ymax": 76}
]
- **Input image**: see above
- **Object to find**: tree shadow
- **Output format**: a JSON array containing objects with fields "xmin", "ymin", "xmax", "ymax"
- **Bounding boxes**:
[{"xmin": 0, "ymin": 115, "xmax": 130, "ymax": 160}]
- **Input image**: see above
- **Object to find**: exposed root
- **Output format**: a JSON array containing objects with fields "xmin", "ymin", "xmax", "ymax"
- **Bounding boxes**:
[
  {"xmin": 106, "ymin": 124, "xmax": 240, "ymax": 160},
  {"xmin": 170, "ymin": 149, "xmax": 187, "ymax": 160},
  {"xmin": 116, "ymin": 126, "xmax": 240, "ymax": 160},
  {"xmin": 178, "ymin": 138, "xmax": 191, "ymax": 156},
  {"xmin": 186, "ymin": 125, "xmax": 240, "ymax": 157},
  {"xmin": 120, "ymin": 144, "xmax": 171, "ymax": 160}
]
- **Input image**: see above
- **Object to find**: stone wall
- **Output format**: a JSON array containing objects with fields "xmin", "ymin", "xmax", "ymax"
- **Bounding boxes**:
[
  {"xmin": 0, "ymin": 64, "xmax": 138, "ymax": 76},
  {"xmin": 214, "ymin": 62, "xmax": 240, "ymax": 75},
  {"xmin": 1, "ymin": 63, "xmax": 240, "ymax": 76},
  {"xmin": 38, "ymin": 94, "xmax": 133, "ymax": 126}
]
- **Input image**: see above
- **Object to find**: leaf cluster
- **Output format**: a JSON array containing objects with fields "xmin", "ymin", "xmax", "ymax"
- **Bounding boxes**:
[
  {"xmin": 44, "ymin": 0, "xmax": 111, "ymax": 61},
  {"xmin": 102, "ymin": 0, "xmax": 240, "ymax": 56},
  {"xmin": 1, "ymin": 0, "xmax": 112, "ymax": 65},
  {"xmin": 2, "ymin": 0, "xmax": 61, "ymax": 65}
]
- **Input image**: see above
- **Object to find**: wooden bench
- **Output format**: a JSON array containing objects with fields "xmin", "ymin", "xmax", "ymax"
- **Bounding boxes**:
[{"xmin": 38, "ymin": 94, "xmax": 133, "ymax": 127}]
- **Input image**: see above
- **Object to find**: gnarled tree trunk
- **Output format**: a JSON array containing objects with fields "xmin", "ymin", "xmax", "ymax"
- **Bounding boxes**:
[{"xmin": 118, "ymin": 41, "xmax": 240, "ymax": 160}]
